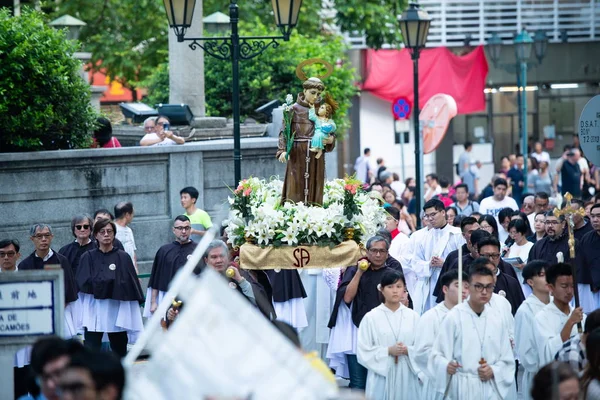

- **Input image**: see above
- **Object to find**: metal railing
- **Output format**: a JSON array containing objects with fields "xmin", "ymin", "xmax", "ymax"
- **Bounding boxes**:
[{"xmin": 344, "ymin": 0, "xmax": 600, "ymax": 49}]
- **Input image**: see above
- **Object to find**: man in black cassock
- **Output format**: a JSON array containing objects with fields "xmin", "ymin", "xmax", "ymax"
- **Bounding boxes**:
[
  {"xmin": 19, "ymin": 223, "xmax": 79, "ymax": 335},
  {"xmin": 433, "ymin": 217, "xmax": 479, "ymax": 299},
  {"xmin": 59, "ymin": 214, "xmax": 96, "ymax": 275},
  {"xmin": 327, "ymin": 235, "xmax": 403, "ymax": 390},
  {"xmin": 144, "ymin": 215, "xmax": 198, "ymax": 318},
  {"xmin": 477, "ymin": 236, "xmax": 524, "ymax": 315},
  {"xmin": 529, "ymin": 209, "xmax": 597, "ymax": 312},
  {"xmin": 577, "ymin": 204, "xmax": 600, "ymax": 313}
]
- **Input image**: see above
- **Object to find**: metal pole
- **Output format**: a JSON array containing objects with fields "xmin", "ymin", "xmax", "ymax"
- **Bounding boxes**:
[
  {"xmin": 521, "ymin": 61, "xmax": 528, "ymax": 189},
  {"xmin": 413, "ymin": 49, "xmax": 423, "ymax": 229},
  {"xmin": 515, "ymin": 64, "xmax": 523, "ymax": 153},
  {"xmin": 230, "ymin": 1, "xmax": 242, "ymax": 186}
]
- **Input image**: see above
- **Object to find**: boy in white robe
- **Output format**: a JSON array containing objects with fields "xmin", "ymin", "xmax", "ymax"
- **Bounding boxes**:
[
  {"xmin": 357, "ymin": 269, "xmax": 421, "ymax": 400},
  {"xmin": 515, "ymin": 260, "xmax": 551, "ymax": 400},
  {"xmin": 430, "ymin": 264, "xmax": 515, "ymax": 399},
  {"xmin": 535, "ymin": 262, "xmax": 586, "ymax": 366},
  {"xmin": 399, "ymin": 219, "xmax": 430, "ymax": 297},
  {"xmin": 414, "ymin": 269, "xmax": 468, "ymax": 400},
  {"xmin": 412, "ymin": 199, "xmax": 464, "ymax": 315}
]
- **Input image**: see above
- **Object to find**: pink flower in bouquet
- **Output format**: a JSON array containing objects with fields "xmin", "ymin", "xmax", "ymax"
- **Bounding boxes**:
[{"xmin": 243, "ymin": 188, "xmax": 252, "ymax": 197}]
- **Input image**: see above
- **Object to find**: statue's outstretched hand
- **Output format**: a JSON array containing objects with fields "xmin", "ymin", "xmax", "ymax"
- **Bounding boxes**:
[
  {"xmin": 323, "ymin": 136, "xmax": 335, "ymax": 145},
  {"xmin": 278, "ymin": 153, "xmax": 287, "ymax": 163}
]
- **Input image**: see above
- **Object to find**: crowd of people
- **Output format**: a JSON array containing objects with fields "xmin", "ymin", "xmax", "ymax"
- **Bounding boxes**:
[{"xmin": 4, "ymin": 137, "xmax": 600, "ymax": 399}]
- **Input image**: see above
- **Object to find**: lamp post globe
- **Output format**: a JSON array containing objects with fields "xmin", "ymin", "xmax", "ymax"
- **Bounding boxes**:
[
  {"xmin": 271, "ymin": 0, "xmax": 303, "ymax": 40},
  {"xmin": 533, "ymin": 30, "xmax": 548, "ymax": 64},
  {"xmin": 398, "ymin": 2, "xmax": 431, "ymax": 50},
  {"xmin": 514, "ymin": 29, "xmax": 533, "ymax": 63},
  {"xmin": 163, "ymin": 0, "xmax": 197, "ymax": 42},
  {"xmin": 486, "ymin": 32, "xmax": 503, "ymax": 66}
]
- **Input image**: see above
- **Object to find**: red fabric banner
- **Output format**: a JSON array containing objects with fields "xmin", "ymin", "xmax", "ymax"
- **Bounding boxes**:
[{"xmin": 361, "ymin": 46, "xmax": 489, "ymax": 114}]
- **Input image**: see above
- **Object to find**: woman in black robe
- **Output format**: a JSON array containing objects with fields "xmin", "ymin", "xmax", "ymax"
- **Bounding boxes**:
[{"xmin": 75, "ymin": 218, "xmax": 144, "ymax": 357}]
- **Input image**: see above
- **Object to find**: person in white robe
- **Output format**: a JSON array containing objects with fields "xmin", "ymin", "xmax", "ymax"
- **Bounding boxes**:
[
  {"xmin": 514, "ymin": 260, "xmax": 551, "ymax": 400},
  {"xmin": 357, "ymin": 269, "xmax": 421, "ymax": 400},
  {"xmin": 411, "ymin": 199, "xmax": 463, "ymax": 314},
  {"xmin": 535, "ymin": 262, "xmax": 586, "ymax": 366},
  {"xmin": 430, "ymin": 264, "xmax": 515, "ymax": 400},
  {"xmin": 414, "ymin": 269, "xmax": 468, "ymax": 400},
  {"xmin": 399, "ymin": 218, "xmax": 430, "ymax": 298},
  {"xmin": 299, "ymin": 268, "xmax": 339, "ymax": 359}
]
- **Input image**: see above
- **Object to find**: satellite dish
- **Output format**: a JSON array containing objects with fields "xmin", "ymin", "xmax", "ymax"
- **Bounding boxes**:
[{"xmin": 420, "ymin": 94, "xmax": 458, "ymax": 154}]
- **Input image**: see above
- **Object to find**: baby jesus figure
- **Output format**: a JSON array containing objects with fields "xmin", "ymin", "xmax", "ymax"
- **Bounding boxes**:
[{"xmin": 309, "ymin": 98, "xmax": 337, "ymax": 159}]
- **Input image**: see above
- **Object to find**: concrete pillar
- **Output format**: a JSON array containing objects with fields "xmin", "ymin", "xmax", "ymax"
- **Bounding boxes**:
[{"xmin": 168, "ymin": 0, "xmax": 206, "ymax": 118}]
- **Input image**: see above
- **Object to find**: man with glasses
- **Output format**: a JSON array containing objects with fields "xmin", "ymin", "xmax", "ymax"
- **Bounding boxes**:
[
  {"xmin": 144, "ymin": 215, "xmax": 197, "ymax": 317},
  {"xmin": 430, "ymin": 263, "xmax": 515, "ymax": 399},
  {"xmin": 534, "ymin": 192, "xmax": 551, "ymax": 214},
  {"xmin": 327, "ymin": 235, "xmax": 402, "ymax": 390},
  {"xmin": 19, "ymin": 224, "xmax": 79, "ymax": 337},
  {"xmin": 477, "ymin": 236, "xmax": 524, "ymax": 315},
  {"xmin": 528, "ymin": 210, "xmax": 594, "ymax": 312},
  {"xmin": 479, "ymin": 178, "xmax": 519, "ymax": 221},
  {"xmin": 0, "ymin": 238, "xmax": 20, "ymax": 272},
  {"xmin": 411, "ymin": 199, "xmax": 463, "ymax": 315}
]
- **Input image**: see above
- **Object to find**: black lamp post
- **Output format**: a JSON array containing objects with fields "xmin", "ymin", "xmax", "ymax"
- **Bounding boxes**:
[
  {"xmin": 398, "ymin": 2, "xmax": 431, "ymax": 229},
  {"xmin": 163, "ymin": 0, "xmax": 302, "ymax": 186}
]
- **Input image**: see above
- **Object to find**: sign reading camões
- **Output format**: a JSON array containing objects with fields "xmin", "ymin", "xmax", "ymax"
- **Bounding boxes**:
[
  {"xmin": 0, "ymin": 281, "xmax": 54, "ymax": 336},
  {"xmin": 579, "ymin": 95, "xmax": 600, "ymax": 167}
]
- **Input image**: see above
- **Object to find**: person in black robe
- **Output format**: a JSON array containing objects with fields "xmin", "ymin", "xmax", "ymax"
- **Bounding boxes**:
[
  {"xmin": 76, "ymin": 218, "xmax": 144, "ymax": 357},
  {"xmin": 327, "ymin": 235, "xmax": 402, "ymax": 390},
  {"xmin": 433, "ymin": 216, "xmax": 479, "ymax": 299},
  {"xmin": 19, "ymin": 224, "xmax": 78, "ymax": 306},
  {"xmin": 92, "ymin": 209, "xmax": 125, "ymax": 250},
  {"xmin": 576, "ymin": 204, "xmax": 600, "ymax": 313},
  {"xmin": 476, "ymin": 236, "xmax": 525, "ymax": 315},
  {"xmin": 145, "ymin": 215, "xmax": 198, "ymax": 317}
]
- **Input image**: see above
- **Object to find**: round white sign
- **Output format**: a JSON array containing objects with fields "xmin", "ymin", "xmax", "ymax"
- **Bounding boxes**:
[
  {"xmin": 579, "ymin": 95, "xmax": 600, "ymax": 166},
  {"xmin": 109, "ymin": 264, "xmax": 116, "ymax": 271}
]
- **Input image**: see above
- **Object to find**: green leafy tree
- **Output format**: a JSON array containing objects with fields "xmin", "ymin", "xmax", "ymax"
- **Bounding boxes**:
[
  {"xmin": 0, "ymin": 8, "xmax": 97, "ymax": 151},
  {"xmin": 51, "ymin": 0, "xmax": 169, "ymax": 100}
]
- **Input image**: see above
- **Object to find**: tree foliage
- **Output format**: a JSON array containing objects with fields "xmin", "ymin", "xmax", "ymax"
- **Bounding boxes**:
[
  {"xmin": 141, "ymin": 18, "xmax": 358, "ymax": 135},
  {"xmin": 0, "ymin": 8, "xmax": 97, "ymax": 151},
  {"xmin": 50, "ymin": 0, "xmax": 169, "ymax": 99}
]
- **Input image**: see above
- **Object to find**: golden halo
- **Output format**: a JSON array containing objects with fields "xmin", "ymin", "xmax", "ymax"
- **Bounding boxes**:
[{"xmin": 295, "ymin": 58, "xmax": 334, "ymax": 81}]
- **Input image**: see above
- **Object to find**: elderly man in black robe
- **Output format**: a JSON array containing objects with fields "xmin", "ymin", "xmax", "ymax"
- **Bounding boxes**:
[
  {"xmin": 144, "ymin": 215, "xmax": 197, "ymax": 318},
  {"xmin": 19, "ymin": 223, "xmax": 79, "ymax": 337},
  {"xmin": 579, "ymin": 203, "xmax": 600, "ymax": 313},
  {"xmin": 528, "ymin": 209, "xmax": 594, "ymax": 313}
]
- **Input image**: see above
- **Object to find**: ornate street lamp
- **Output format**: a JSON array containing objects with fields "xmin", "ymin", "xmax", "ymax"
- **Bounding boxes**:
[
  {"xmin": 164, "ymin": 0, "xmax": 302, "ymax": 186},
  {"xmin": 49, "ymin": 14, "xmax": 87, "ymax": 41},
  {"xmin": 533, "ymin": 30, "xmax": 548, "ymax": 64},
  {"xmin": 203, "ymin": 11, "xmax": 230, "ymax": 35},
  {"xmin": 514, "ymin": 29, "xmax": 533, "ymax": 187},
  {"xmin": 486, "ymin": 33, "xmax": 503, "ymax": 65},
  {"xmin": 398, "ymin": 2, "xmax": 431, "ymax": 228}
]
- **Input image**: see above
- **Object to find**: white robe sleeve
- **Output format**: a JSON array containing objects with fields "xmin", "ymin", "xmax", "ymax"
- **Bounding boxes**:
[
  {"xmin": 489, "ymin": 315, "xmax": 517, "ymax": 397},
  {"xmin": 411, "ymin": 239, "xmax": 433, "ymax": 279},
  {"xmin": 515, "ymin": 306, "xmax": 538, "ymax": 371},
  {"xmin": 357, "ymin": 312, "xmax": 391, "ymax": 377},
  {"xmin": 429, "ymin": 311, "xmax": 456, "ymax": 393},
  {"xmin": 534, "ymin": 312, "xmax": 564, "ymax": 365},
  {"xmin": 413, "ymin": 309, "xmax": 437, "ymax": 382}
]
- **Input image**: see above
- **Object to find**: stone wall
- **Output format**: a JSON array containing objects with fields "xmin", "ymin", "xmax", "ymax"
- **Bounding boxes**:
[{"xmin": 0, "ymin": 139, "xmax": 285, "ymax": 278}]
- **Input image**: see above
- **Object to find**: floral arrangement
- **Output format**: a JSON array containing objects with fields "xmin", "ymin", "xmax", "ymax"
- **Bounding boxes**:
[
  {"xmin": 224, "ymin": 176, "xmax": 387, "ymax": 248},
  {"xmin": 282, "ymin": 94, "xmax": 295, "ymax": 158}
]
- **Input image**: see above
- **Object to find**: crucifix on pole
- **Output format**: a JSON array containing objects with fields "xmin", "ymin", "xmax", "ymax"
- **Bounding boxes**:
[{"xmin": 553, "ymin": 192, "xmax": 586, "ymax": 333}]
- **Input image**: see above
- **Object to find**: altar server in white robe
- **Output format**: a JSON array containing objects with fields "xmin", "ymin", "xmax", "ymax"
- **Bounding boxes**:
[
  {"xmin": 414, "ymin": 269, "xmax": 468, "ymax": 400},
  {"xmin": 357, "ymin": 269, "xmax": 422, "ymax": 400},
  {"xmin": 430, "ymin": 264, "xmax": 515, "ymax": 400},
  {"xmin": 535, "ymin": 262, "xmax": 586, "ymax": 366},
  {"xmin": 514, "ymin": 260, "xmax": 551, "ymax": 400},
  {"xmin": 412, "ymin": 199, "xmax": 463, "ymax": 314}
]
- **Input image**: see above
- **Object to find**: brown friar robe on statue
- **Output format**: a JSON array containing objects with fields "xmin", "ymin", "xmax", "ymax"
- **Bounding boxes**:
[{"xmin": 276, "ymin": 93, "xmax": 335, "ymax": 206}]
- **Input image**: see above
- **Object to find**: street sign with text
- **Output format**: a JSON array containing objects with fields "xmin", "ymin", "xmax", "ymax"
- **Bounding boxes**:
[{"xmin": 579, "ymin": 95, "xmax": 600, "ymax": 167}]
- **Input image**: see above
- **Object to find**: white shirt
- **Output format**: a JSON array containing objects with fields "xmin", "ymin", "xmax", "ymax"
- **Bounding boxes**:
[
  {"xmin": 141, "ymin": 133, "xmax": 177, "ymax": 146},
  {"xmin": 479, "ymin": 196, "xmax": 519, "ymax": 221},
  {"xmin": 354, "ymin": 155, "xmax": 371, "ymax": 183},
  {"xmin": 115, "ymin": 224, "xmax": 136, "ymax": 263},
  {"xmin": 530, "ymin": 151, "xmax": 550, "ymax": 164},
  {"xmin": 35, "ymin": 249, "xmax": 54, "ymax": 262}
]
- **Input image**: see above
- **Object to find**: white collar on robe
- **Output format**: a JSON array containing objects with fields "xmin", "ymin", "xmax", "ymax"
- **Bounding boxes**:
[
  {"xmin": 546, "ymin": 301, "xmax": 573, "ymax": 317},
  {"xmin": 35, "ymin": 249, "xmax": 54, "ymax": 262},
  {"xmin": 376, "ymin": 303, "xmax": 408, "ymax": 314},
  {"xmin": 525, "ymin": 293, "xmax": 549, "ymax": 308}
]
